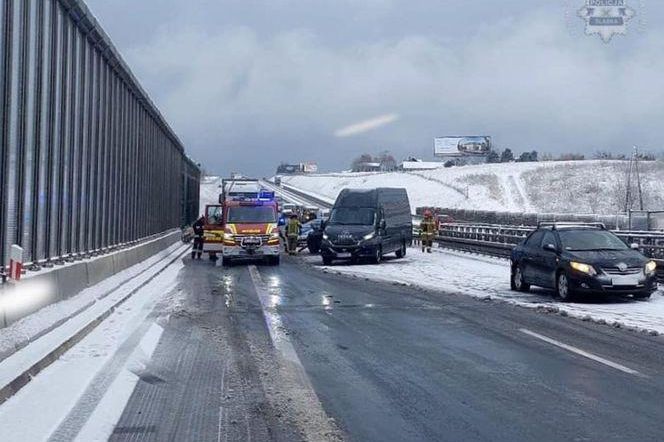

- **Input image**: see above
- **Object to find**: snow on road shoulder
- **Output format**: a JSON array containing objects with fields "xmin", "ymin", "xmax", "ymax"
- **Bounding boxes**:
[
  {"xmin": 307, "ymin": 248, "xmax": 664, "ymax": 335},
  {"xmin": 0, "ymin": 257, "xmax": 184, "ymax": 441},
  {"xmin": 0, "ymin": 242, "xmax": 184, "ymax": 361}
]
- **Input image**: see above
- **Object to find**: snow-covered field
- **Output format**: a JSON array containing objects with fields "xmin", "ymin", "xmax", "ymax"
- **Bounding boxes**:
[
  {"xmin": 305, "ymin": 247, "xmax": 664, "ymax": 336},
  {"xmin": 282, "ymin": 160, "xmax": 664, "ymax": 214}
]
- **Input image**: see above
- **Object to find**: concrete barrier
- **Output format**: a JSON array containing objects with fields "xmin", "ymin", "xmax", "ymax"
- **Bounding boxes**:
[
  {"xmin": 86, "ymin": 254, "xmax": 117, "ymax": 287},
  {"xmin": 54, "ymin": 262, "xmax": 91, "ymax": 302},
  {"xmin": 0, "ymin": 230, "xmax": 181, "ymax": 329}
]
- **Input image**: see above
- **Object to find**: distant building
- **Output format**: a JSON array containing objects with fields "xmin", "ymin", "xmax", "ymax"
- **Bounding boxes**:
[
  {"xmin": 355, "ymin": 162, "xmax": 382, "ymax": 172},
  {"xmin": 399, "ymin": 160, "xmax": 444, "ymax": 171}
]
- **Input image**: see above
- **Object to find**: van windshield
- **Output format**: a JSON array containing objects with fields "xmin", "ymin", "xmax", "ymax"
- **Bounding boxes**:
[{"xmin": 329, "ymin": 208, "xmax": 375, "ymax": 226}]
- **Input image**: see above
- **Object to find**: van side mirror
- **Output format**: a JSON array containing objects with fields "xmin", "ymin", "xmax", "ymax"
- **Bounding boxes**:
[
  {"xmin": 630, "ymin": 243, "xmax": 639, "ymax": 250},
  {"xmin": 379, "ymin": 219, "xmax": 386, "ymax": 230},
  {"xmin": 543, "ymin": 243, "xmax": 557, "ymax": 252}
]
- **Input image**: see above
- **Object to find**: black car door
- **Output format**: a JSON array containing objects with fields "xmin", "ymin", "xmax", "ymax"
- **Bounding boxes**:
[
  {"xmin": 378, "ymin": 207, "xmax": 393, "ymax": 252},
  {"xmin": 521, "ymin": 230, "xmax": 545, "ymax": 282},
  {"xmin": 533, "ymin": 231, "xmax": 559, "ymax": 288}
]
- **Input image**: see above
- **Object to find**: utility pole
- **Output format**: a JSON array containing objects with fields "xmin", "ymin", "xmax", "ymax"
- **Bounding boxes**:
[
  {"xmin": 634, "ymin": 146, "xmax": 644, "ymax": 211},
  {"xmin": 624, "ymin": 146, "xmax": 645, "ymax": 213},
  {"xmin": 624, "ymin": 152, "xmax": 633, "ymax": 212}
]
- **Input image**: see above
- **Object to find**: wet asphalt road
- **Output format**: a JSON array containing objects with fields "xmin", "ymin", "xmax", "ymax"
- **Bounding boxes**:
[{"xmin": 111, "ymin": 252, "xmax": 664, "ymax": 442}]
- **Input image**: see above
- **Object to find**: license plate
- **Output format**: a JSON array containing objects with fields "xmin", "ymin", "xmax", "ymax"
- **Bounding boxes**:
[
  {"xmin": 336, "ymin": 252, "xmax": 352, "ymax": 258},
  {"xmin": 611, "ymin": 274, "xmax": 640, "ymax": 286}
]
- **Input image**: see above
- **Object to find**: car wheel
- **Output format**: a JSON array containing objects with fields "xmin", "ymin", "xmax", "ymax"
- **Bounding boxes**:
[
  {"xmin": 221, "ymin": 256, "xmax": 231, "ymax": 267},
  {"xmin": 556, "ymin": 272, "xmax": 574, "ymax": 301},
  {"xmin": 322, "ymin": 256, "xmax": 333, "ymax": 266},
  {"xmin": 511, "ymin": 264, "xmax": 530, "ymax": 292},
  {"xmin": 395, "ymin": 241, "xmax": 406, "ymax": 259},
  {"xmin": 634, "ymin": 292, "xmax": 651, "ymax": 300}
]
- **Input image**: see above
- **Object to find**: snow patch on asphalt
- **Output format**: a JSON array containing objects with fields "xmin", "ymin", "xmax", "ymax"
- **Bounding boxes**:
[{"xmin": 307, "ymin": 248, "xmax": 664, "ymax": 336}]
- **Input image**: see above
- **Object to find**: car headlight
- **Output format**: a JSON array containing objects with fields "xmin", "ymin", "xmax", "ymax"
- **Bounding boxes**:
[
  {"xmin": 645, "ymin": 260, "xmax": 657, "ymax": 275},
  {"xmin": 362, "ymin": 232, "xmax": 375, "ymax": 241},
  {"xmin": 270, "ymin": 231, "xmax": 280, "ymax": 239},
  {"xmin": 322, "ymin": 233, "xmax": 328, "ymax": 240},
  {"xmin": 570, "ymin": 261, "xmax": 597, "ymax": 276},
  {"xmin": 223, "ymin": 232, "xmax": 234, "ymax": 240}
]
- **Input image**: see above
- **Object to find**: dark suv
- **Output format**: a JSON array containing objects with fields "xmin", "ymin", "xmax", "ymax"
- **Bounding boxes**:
[{"xmin": 510, "ymin": 223, "xmax": 658, "ymax": 301}]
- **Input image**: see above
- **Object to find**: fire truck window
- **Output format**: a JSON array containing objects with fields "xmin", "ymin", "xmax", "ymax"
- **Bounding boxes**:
[
  {"xmin": 206, "ymin": 206, "xmax": 223, "ymax": 225},
  {"xmin": 227, "ymin": 206, "xmax": 277, "ymax": 224}
]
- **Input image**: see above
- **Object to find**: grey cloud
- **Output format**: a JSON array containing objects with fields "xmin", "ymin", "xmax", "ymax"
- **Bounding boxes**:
[{"xmin": 87, "ymin": 1, "xmax": 664, "ymax": 176}]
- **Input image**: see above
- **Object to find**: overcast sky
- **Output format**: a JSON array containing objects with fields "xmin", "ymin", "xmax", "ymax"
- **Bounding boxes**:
[{"xmin": 85, "ymin": 0, "xmax": 664, "ymax": 176}]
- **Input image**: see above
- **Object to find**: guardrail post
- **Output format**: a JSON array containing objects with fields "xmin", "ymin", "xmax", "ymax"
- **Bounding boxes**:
[{"xmin": 9, "ymin": 245, "xmax": 23, "ymax": 281}]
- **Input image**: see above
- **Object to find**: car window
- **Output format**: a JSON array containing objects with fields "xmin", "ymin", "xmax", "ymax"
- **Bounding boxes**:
[
  {"xmin": 558, "ymin": 230, "xmax": 628, "ymax": 251},
  {"xmin": 541, "ymin": 231, "xmax": 557, "ymax": 249},
  {"xmin": 525, "ymin": 230, "xmax": 545, "ymax": 247}
]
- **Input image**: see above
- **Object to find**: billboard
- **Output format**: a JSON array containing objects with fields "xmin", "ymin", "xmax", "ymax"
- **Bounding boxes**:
[
  {"xmin": 302, "ymin": 162, "xmax": 318, "ymax": 173},
  {"xmin": 434, "ymin": 136, "xmax": 492, "ymax": 157}
]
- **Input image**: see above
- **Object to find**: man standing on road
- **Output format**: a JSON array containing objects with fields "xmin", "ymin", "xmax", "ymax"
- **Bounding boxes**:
[
  {"xmin": 420, "ymin": 210, "xmax": 436, "ymax": 253},
  {"xmin": 192, "ymin": 215, "xmax": 205, "ymax": 260},
  {"xmin": 286, "ymin": 214, "xmax": 301, "ymax": 256}
]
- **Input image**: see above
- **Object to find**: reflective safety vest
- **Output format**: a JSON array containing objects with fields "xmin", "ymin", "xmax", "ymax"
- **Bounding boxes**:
[
  {"xmin": 421, "ymin": 219, "xmax": 436, "ymax": 235},
  {"xmin": 286, "ymin": 219, "xmax": 300, "ymax": 235}
]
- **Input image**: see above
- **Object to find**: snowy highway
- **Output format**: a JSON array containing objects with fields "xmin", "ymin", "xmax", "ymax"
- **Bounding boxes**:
[
  {"xmin": 1, "ymin": 249, "xmax": 664, "ymax": 440},
  {"xmin": 1, "ymin": 180, "xmax": 663, "ymax": 441},
  {"xmin": 4, "ymin": 1, "xmax": 664, "ymax": 440}
]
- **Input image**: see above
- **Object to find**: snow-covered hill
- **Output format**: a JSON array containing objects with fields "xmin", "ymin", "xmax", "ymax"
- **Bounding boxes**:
[{"xmin": 281, "ymin": 160, "xmax": 664, "ymax": 214}]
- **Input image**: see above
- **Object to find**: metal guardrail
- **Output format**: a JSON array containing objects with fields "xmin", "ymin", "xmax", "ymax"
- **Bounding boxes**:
[
  {"xmin": 273, "ymin": 183, "xmax": 664, "ymax": 282},
  {"xmin": 1, "ymin": 0, "xmax": 200, "ymax": 278},
  {"xmin": 434, "ymin": 223, "xmax": 664, "ymax": 282}
]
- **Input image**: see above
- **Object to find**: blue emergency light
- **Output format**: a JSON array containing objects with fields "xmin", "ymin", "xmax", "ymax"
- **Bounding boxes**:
[{"xmin": 258, "ymin": 191, "xmax": 275, "ymax": 201}]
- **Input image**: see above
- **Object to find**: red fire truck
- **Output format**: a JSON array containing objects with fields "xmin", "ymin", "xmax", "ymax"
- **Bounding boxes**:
[
  {"xmin": 220, "ymin": 196, "xmax": 281, "ymax": 266},
  {"xmin": 204, "ymin": 178, "xmax": 281, "ymax": 266}
]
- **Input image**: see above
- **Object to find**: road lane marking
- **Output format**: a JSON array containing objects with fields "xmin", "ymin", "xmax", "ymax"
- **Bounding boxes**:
[
  {"xmin": 519, "ymin": 328, "xmax": 641, "ymax": 376},
  {"xmin": 248, "ymin": 265, "xmax": 301, "ymax": 363},
  {"xmin": 247, "ymin": 265, "xmax": 340, "ymax": 440},
  {"xmin": 217, "ymin": 362, "xmax": 228, "ymax": 442}
]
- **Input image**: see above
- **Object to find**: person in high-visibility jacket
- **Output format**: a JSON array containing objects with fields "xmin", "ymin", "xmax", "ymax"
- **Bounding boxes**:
[
  {"xmin": 285, "ymin": 214, "xmax": 302, "ymax": 255},
  {"xmin": 420, "ymin": 210, "xmax": 436, "ymax": 253}
]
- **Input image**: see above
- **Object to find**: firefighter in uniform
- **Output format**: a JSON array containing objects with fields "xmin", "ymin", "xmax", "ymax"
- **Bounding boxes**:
[
  {"xmin": 420, "ymin": 210, "xmax": 436, "ymax": 253},
  {"xmin": 286, "ymin": 214, "xmax": 301, "ymax": 255},
  {"xmin": 192, "ymin": 215, "xmax": 205, "ymax": 260}
]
